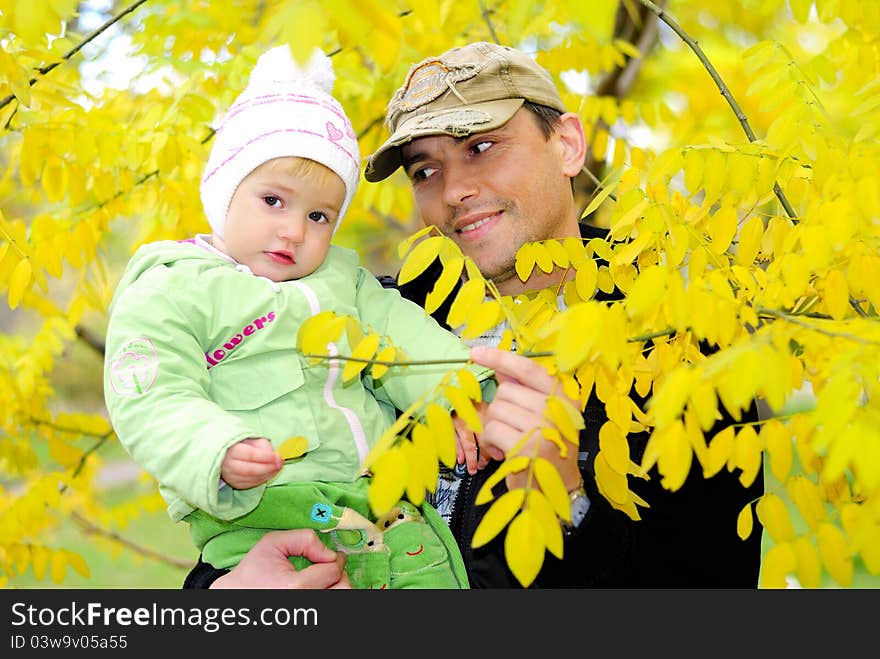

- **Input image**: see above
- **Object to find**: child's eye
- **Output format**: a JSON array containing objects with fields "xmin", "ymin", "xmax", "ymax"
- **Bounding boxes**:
[
  {"xmin": 263, "ymin": 195, "xmax": 282, "ymax": 208},
  {"xmin": 308, "ymin": 211, "xmax": 329, "ymax": 224}
]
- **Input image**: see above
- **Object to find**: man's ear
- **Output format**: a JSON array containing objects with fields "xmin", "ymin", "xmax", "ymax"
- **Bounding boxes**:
[{"xmin": 555, "ymin": 112, "xmax": 587, "ymax": 178}]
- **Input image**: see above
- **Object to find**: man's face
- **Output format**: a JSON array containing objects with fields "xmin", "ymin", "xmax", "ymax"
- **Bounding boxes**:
[{"xmin": 399, "ymin": 108, "xmax": 582, "ymax": 295}]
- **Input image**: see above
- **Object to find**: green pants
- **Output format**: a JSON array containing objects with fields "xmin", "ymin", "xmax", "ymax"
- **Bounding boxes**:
[{"xmin": 186, "ymin": 478, "xmax": 468, "ymax": 589}]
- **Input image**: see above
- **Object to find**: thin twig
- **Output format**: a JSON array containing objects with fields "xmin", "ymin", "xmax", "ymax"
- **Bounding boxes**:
[
  {"xmin": 757, "ymin": 307, "xmax": 880, "ymax": 343},
  {"xmin": 478, "ymin": 1, "xmax": 501, "ymax": 44},
  {"xmin": 634, "ymin": 0, "xmax": 797, "ymax": 220},
  {"xmin": 0, "ymin": 0, "xmax": 151, "ymax": 111},
  {"xmin": 302, "ymin": 350, "xmax": 554, "ymax": 367},
  {"xmin": 71, "ymin": 511, "xmax": 192, "ymax": 569},
  {"xmin": 75, "ymin": 324, "xmax": 106, "ymax": 357}
]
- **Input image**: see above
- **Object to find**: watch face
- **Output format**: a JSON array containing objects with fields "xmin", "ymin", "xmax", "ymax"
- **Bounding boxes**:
[{"xmin": 570, "ymin": 493, "xmax": 590, "ymax": 528}]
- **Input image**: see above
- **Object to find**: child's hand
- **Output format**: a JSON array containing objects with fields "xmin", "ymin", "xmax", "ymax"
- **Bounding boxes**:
[
  {"xmin": 454, "ymin": 412, "xmax": 490, "ymax": 476},
  {"xmin": 221, "ymin": 437, "xmax": 283, "ymax": 489}
]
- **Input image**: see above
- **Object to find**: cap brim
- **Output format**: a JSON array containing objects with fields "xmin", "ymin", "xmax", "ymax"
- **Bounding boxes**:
[{"xmin": 364, "ymin": 98, "xmax": 525, "ymax": 182}]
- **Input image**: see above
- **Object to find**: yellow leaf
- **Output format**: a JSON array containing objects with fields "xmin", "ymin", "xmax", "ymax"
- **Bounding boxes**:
[
  {"xmin": 515, "ymin": 243, "xmax": 536, "ymax": 281},
  {"xmin": 411, "ymin": 423, "xmax": 439, "ymax": 496},
  {"xmin": 817, "ymin": 523, "xmax": 852, "ymax": 587},
  {"xmin": 571, "ymin": 260, "xmax": 597, "ymax": 304},
  {"xmin": 736, "ymin": 215, "xmax": 764, "ymax": 267},
  {"xmin": 613, "ymin": 38, "xmax": 641, "ymax": 59},
  {"xmin": 475, "ymin": 456, "xmax": 530, "ymax": 505},
  {"xmin": 821, "ymin": 269, "xmax": 849, "ymax": 321},
  {"xmin": 625, "ymin": 264, "xmax": 667, "ymax": 319},
  {"xmin": 31, "ymin": 545, "xmax": 49, "ymax": 581},
  {"xmin": 756, "ymin": 493, "xmax": 795, "ymax": 543},
  {"xmin": 13, "ymin": 0, "xmax": 54, "ymax": 45},
  {"xmin": 342, "ymin": 333, "xmax": 380, "ymax": 383},
  {"xmin": 426, "ymin": 403, "xmax": 456, "ymax": 468},
  {"xmin": 504, "ymin": 509, "xmax": 545, "ymax": 587},
  {"xmin": 398, "ymin": 236, "xmax": 443, "ymax": 285},
  {"xmin": 368, "ymin": 447, "xmax": 407, "ymax": 516},
  {"xmin": 761, "ymin": 542, "xmax": 796, "ymax": 588},
  {"xmin": 8, "ymin": 257, "xmax": 33, "ymax": 310},
  {"xmin": 456, "ymin": 368, "xmax": 482, "ymax": 401},
  {"xmin": 709, "ymin": 205, "xmax": 738, "ymax": 255},
  {"xmin": 545, "ymin": 395, "xmax": 584, "ymax": 444},
  {"xmin": 545, "ymin": 239, "xmax": 569, "ymax": 269},
  {"xmin": 64, "ymin": 550, "xmax": 90, "ymax": 579},
  {"xmin": 279, "ymin": 436, "xmax": 309, "ymax": 460},
  {"xmin": 534, "ymin": 457, "xmax": 570, "ymax": 520},
  {"xmin": 792, "ymin": 537, "xmax": 822, "ymax": 588},
  {"xmin": 737, "ymin": 502, "xmax": 754, "ymax": 540},
  {"xmin": 444, "ymin": 385, "xmax": 482, "ymax": 433},
  {"xmin": 472, "ymin": 488, "xmax": 525, "ymax": 548},
  {"xmin": 397, "ymin": 225, "xmax": 434, "ymax": 260},
  {"xmin": 786, "ymin": 475, "xmax": 826, "ymax": 531},
  {"xmin": 370, "ymin": 346, "xmax": 396, "ymax": 380},
  {"xmin": 703, "ymin": 425, "xmax": 735, "ymax": 478},
  {"xmin": 595, "ymin": 452, "xmax": 630, "ymax": 505},
  {"xmin": 425, "ymin": 255, "xmax": 463, "ymax": 314},
  {"xmin": 533, "ymin": 243, "xmax": 554, "ymax": 274},
  {"xmin": 446, "ymin": 278, "xmax": 485, "ymax": 329},
  {"xmin": 461, "ymin": 299, "xmax": 502, "ymax": 340},
  {"xmin": 789, "ymin": 0, "xmax": 812, "ymax": 22},
  {"xmin": 399, "ymin": 440, "xmax": 425, "ymax": 506},
  {"xmin": 581, "ymin": 176, "xmax": 620, "ymax": 219},
  {"xmin": 298, "ymin": 310, "xmax": 343, "ymax": 354},
  {"xmin": 734, "ymin": 425, "xmax": 762, "ymax": 487},
  {"xmin": 527, "ymin": 490, "xmax": 563, "ymax": 558},
  {"xmin": 599, "ymin": 421, "xmax": 630, "ymax": 474},
  {"xmin": 563, "ymin": 237, "xmax": 588, "ymax": 268},
  {"xmin": 50, "ymin": 550, "xmax": 66, "ymax": 584},
  {"xmin": 762, "ymin": 418, "xmax": 792, "ymax": 482}
]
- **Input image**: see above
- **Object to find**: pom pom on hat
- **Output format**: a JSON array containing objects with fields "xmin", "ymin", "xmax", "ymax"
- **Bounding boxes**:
[{"xmin": 200, "ymin": 46, "xmax": 361, "ymax": 237}]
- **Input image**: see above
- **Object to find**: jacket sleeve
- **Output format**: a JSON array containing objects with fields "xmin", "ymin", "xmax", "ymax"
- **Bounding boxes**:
[
  {"xmin": 104, "ymin": 282, "xmax": 266, "ymax": 521},
  {"xmin": 353, "ymin": 267, "xmax": 495, "ymax": 410}
]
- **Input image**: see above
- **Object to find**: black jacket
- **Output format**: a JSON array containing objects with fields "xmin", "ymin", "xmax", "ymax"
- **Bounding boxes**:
[{"xmin": 184, "ymin": 222, "xmax": 763, "ymax": 589}]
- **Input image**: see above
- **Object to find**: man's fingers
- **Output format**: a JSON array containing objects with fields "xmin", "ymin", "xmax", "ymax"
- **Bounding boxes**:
[
  {"xmin": 291, "ymin": 557, "xmax": 348, "ymax": 589},
  {"xmin": 263, "ymin": 529, "xmax": 337, "ymax": 564},
  {"xmin": 471, "ymin": 346, "xmax": 556, "ymax": 393}
]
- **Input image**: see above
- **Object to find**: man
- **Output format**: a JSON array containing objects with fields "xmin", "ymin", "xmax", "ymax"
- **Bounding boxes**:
[{"xmin": 185, "ymin": 41, "xmax": 763, "ymax": 589}]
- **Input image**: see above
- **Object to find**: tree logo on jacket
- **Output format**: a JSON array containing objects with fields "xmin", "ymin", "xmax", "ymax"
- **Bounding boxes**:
[{"xmin": 109, "ymin": 337, "xmax": 159, "ymax": 397}]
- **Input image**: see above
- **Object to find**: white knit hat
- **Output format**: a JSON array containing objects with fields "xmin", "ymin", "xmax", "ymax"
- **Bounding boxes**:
[{"xmin": 200, "ymin": 46, "xmax": 361, "ymax": 237}]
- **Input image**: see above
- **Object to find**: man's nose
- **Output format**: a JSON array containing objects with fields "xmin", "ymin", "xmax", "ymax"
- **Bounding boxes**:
[{"xmin": 442, "ymin": 161, "xmax": 479, "ymax": 206}]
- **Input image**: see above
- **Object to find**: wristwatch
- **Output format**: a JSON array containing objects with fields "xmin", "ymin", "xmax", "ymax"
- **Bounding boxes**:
[{"xmin": 562, "ymin": 481, "xmax": 590, "ymax": 536}]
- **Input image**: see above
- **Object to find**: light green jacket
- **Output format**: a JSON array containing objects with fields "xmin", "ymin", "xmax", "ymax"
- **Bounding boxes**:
[{"xmin": 103, "ymin": 235, "xmax": 492, "ymax": 523}]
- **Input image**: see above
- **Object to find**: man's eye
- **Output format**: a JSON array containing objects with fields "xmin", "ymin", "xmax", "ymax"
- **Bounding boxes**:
[
  {"xmin": 471, "ymin": 140, "xmax": 492, "ymax": 154},
  {"xmin": 308, "ymin": 211, "xmax": 329, "ymax": 223},
  {"xmin": 411, "ymin": 166, "xmax": 437, "ymax": 182},
  {"xmin": 263, "ymin": 195, "xmax": 282, "ymax": 208}
]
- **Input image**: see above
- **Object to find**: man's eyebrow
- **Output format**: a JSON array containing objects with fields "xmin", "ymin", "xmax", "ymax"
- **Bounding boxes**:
[
  {"xmin": 401, "ymin": 150, "xmax": 426, "ymax": 170},
  {"xmin": 401, "ymin": 135, "xmax": 474, "ymax": 169}
]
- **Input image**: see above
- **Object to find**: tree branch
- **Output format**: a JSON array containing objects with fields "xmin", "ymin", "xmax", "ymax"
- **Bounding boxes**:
[
  {"xmin": 75, "ymin": 324, "xmax": 106, "ymax": 357},
  {"xmin": 0, "ymin": 0, "xmax": 151, "ymax": 112},
  {"xmin": 71, "ymin": 511, "xmax": 193, "ymax": 570},
  {"xmin": 478, "ymin": 1, "xmax": 501, "ymax": 45},
  {"xmin": 634, "ymin": 0, "xmax": 797, "ymax": 221}
]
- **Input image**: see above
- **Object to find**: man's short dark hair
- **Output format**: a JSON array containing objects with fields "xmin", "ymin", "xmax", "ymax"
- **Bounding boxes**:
[{"xmin": 523, "ymin": 101, "xmax": 563, "ymax": 139}]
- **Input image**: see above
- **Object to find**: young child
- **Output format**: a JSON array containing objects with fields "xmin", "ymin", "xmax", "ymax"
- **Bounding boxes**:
[{"xmin": 103, "ymin": 46, "xmax": 493, "ymax": 589}]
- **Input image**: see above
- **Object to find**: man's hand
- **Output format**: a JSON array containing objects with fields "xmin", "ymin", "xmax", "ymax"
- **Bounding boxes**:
[
  {"xmin": 454, "ymin": 412, "xmax": 490, "ymax": 475},
  {"xmin": 469, "ymin": 346, "xmax": 582, "ymax": 491},
  {"xmin": 210, "ymin": 529, "xmax": 351, "ymax": 589},
  {"xmin": 221, "ymin": 437, "xmax": 283, "ymax": 489}
]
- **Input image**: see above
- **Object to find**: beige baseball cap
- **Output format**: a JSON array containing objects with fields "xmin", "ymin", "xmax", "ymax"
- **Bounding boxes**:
[{"xmin": 364, "ymin": 41, "xmax": 565, "ymax": 182}]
